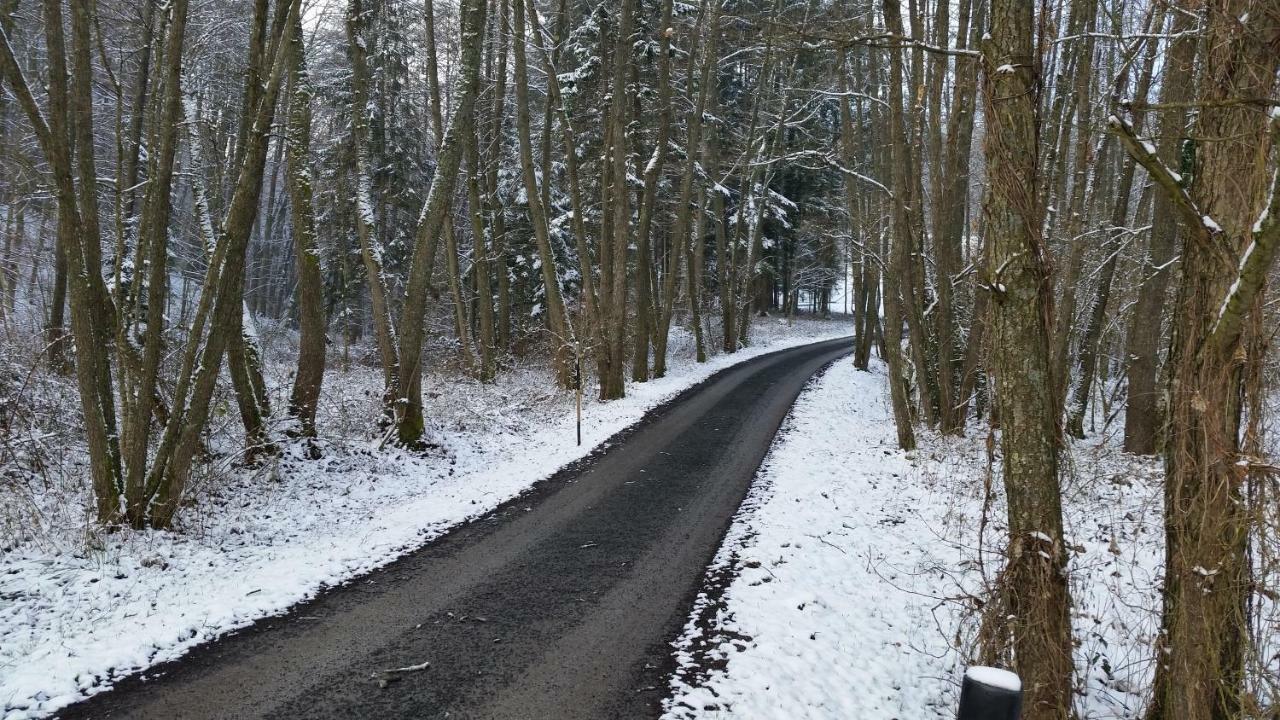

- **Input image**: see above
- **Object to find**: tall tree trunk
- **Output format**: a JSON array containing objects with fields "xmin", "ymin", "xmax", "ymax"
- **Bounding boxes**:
[
  {"xmin": 862, "ymin": 38, "xmax": 916, "ymax": 449},
  {"xmin": 597, "ymin": 0, "xmax": 636, "ymax": 400},
  {"xmin": 227, "ymin": 302, "xmax": 273, "ymax": 461},
  {"xmin": 283, "ymin": 13, "xmax": 326, "ymax": 439},
  {"xmin": 733, "ymin": 19, "xmax": 788, "ymax": 349},
  {"xmin": 837, "ymin": 53, "xmax": 874, "ymax": 372},
  {"xmin": 709, "ymin": 92, "xmax": 735, "ymax": 355},
  {"xmin": 120, "ymin": 0, "xmax": 191, "ymax": 526},
  {"xmin": 395, "ymin": 0, "xmax": 489, "ymax": 443},
  {"xmin": 1113, "ymin": 3, "xmax": 1280, "ymax": 716},
  {"xmin": 1122, "ymin": 6, "xmax": 1196, "ymax": 455},
  {"xmin": 347, "ymin": 0, "xmax": 400, "ymax": 420},
  {"xmin": 220, "ymin": 0, "xmax": 279, "ymax": 461},
  {"xmin": 931, "ymin": 0, "xmax": 981, "ymax": 432},
  {"xmin": 1, "ymin": 0, "xmax": 130, "ymax": 519},
  {"xmin": 120, "ymin": 0, "xmax": 157, "ymax": 222},
  {"xmin": 47, "ymin": 219, "xmax": 69, "ymax": 372},
  {"xmin": 511, "ymin": 0, "xmax": 571, "ymax": 387},
  {"xmin": 650, "ymin": 0, "xmax": 699, "ymax": 378},
  {"xmin": 424, "ymin": 0, "xmax": 477, "ymax": 376},
  {"xmin": 1066, "ymin": 11, "xmax": 1161, "ymax": 439},
  {"xmin": 524, "ymin": 0, "xmax": 608, "ymax": 393},
  {"xmin": 475, "ymin": 0, "xmax": 509, "ymax": 373},
  {"xmin": 979, "ymin": 2, "xmax": 1073, "ymax": 717},
  {"xmin": 149, "ymin": 0, "xmax": 300, "ymax": 527},
  {"xmin": 881, "ymin": 0, "xmax": 939, "ymax": 428},
  {"xmin": 1048, "ymin": 0, "xmax": 1100, "ymax": 412},
  {"xmin": 683, "ymin": 3, "xmax": 715, "ymax": 366},
  {"xmin": 467, "ymin": 137, "xmax": 496, "ymax": 381}
]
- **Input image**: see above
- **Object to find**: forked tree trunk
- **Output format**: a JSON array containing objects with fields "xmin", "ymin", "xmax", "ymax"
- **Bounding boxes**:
[
  {"xmin": 149, "ymin": 0, "xmax": 301, "ymax": 527},
  {"xmin": 395, "ymin": 0, "xmax": 489, "ymax": 443}
]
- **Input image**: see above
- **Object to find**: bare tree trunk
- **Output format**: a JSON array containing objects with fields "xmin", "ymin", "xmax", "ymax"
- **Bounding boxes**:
[
  {"xmin": 120, "ymin": 0, "xmax": 157, "ymax": 222},
  {"xmin": 734, "ymin": 20, "xmax": 788, "ymax": 349},
  {"xmin": 955, "ymin": 268, "xmax": 989, "ymax": 422},
  {"xmin": 683, "ymin": 3, "xmax": 715, "ymax": 366},
  {"xmin": 200, "ymin": 0, "xmax": 276, "ymax": 461},
  {"xmin": 119, "ymin": 0, "xmax": 191, "ymax": 526},
  {"xmin": 709, "ymin": 91, "xmax": 735, "ymax": 355},
  {"xmin": 633, "ymin": 0, "xmax": 679, "ymax": 379},
  {"xmin": 284, "ymin": 13, "xmax": 326, "ymax": 439},
  {"xmin": 46, "ymin": 217, "xmax": 69, "ymax": 372},
  {"xmin": 881, "ymin": 0, "xmax": 939, "ymax": 429},
  {"xmin": 395, "ymin": 0, "xmax": 489, "ymax": 443},
  {"xmin": 227, "ymin": 301, "xmax": 274, "ymax": 461},
  {"xmin": 978, "ymin": 2, "xmax": 1073, "ymax": 716},
  {"xmin": 473, "ymin": 0, "xmax": 509, "ymax": 378},
  {"xmin": 422, "ymin": 0, "xmax": 477, "ymax": 377},
  {"xmin": 650, "ymin": 0, "xmax": 700, "ymax": 378},
  {"xmin": 510, "ymin": 0, "xmax": 571, "ymax": 387},
  {"xmin": 1113, "ymin": 3, "xmax": 1280, "ymax": 716},
  {"xmin": 1066, "ymin": 12, "xmax": 1161, "ymax": 439},
  {"xmin": 523, "ymin": 0, "xmax": 608, "ymax": 393},
  {"xmin": 837, "ymin": 52, "xmax": 880, "ymax": 374},
  {"xmin": 859, "ymin": 40, "xmax": 916, "ymax": 449},
  {"xmin": 687, "ymin": 176, "xmax": 708, "ymax": 364},
  {"xmin": 149, "ymin": 0, "xmax": 300, "ymax": 527},
  {"xmin": 346, "ymin": 0, "xmax": 401, "ymax": 425},
  {"xmin": 466, "ymin": 135, "xmax": 496, "ymax": 381},
  {"xmin": 931, "ymin": 0, "xmax": 981, "ymax": 432},
  {"xmin": 597, "ymin": 0, "xmax": 636, "ymax": 400},
  {"xmin": 1048, "ymin": 0, "xmax": 1100, "ymax": 412},
  {"xmin": 0, "ymin": 0, "xmax": 128, "ymax": 519},
  {"xmin": 0, "ymin": 203, "xmax": 12, "ymax": 324},
  {"xmin": 1123, "ymin": 6, "xmax": 1196, "ymax": 455}
]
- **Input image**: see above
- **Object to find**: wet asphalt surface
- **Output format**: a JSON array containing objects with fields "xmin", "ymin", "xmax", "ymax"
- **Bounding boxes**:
[{"xmin": 57, "ymin": 337, "xmax": 852, "ymax": 720}]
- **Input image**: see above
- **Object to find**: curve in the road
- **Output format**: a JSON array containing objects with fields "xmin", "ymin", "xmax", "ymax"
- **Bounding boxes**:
[{"xmin": 57, "ymin": 336, "xmax": 853, "ymax": 720}]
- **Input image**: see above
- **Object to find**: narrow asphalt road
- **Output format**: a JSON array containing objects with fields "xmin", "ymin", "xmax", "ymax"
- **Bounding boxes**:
[{"xmin": 59, "ymin": 337, "xmax": 852, "ymax": 720}]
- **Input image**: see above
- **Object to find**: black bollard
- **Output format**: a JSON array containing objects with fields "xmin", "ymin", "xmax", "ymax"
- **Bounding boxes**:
[{"xmin": 957, "ymin": 666, "xmax": 1022, "ymax": 720}]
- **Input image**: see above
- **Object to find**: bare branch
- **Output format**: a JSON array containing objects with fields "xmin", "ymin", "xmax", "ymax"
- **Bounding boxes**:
[
  {"xmin": 0, "ymin": 25, "xmax": 54, "ymax": 155},
  {"xmin": 1107, "ymin": 112, "xmax": 1207, "ymax": 241}
]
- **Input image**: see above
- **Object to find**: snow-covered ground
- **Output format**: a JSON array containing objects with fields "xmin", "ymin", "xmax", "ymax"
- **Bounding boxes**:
[
  {"xmin": 663, "ymin": 359, "xmax": 1175, "ymax": 719},
  {"xmin": 0, "ymin": 316, "xmax": 850, "ymax": 720}
]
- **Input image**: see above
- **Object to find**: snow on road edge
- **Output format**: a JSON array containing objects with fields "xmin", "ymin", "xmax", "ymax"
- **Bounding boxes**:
[
  {"xmin": 662, "ymin": 359, "xmax": 963, "ymax": 719},
  {"xmin": 662, "ymin": 358, "xmax": 1182, "ymax": 719},
  {"xmin": 0, "ymin": 321, "xmax": 849, "ymax": 720}
]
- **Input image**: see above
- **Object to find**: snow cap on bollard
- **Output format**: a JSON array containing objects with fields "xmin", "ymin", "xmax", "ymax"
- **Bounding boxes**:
[{"xmin": 957, "ymin": 666, "xmax": 1022, "ymax": 720}]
